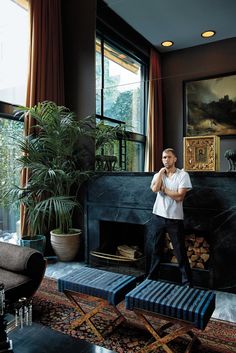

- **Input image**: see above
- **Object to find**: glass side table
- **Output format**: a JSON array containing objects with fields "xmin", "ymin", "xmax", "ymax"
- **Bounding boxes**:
[
  {"xmin": 0, "ymin": 284, "xmax": 33, "ymax": 352},
  {"xmin": 0, "ymin": 283, "xmax": 13, "ymax": 352}
]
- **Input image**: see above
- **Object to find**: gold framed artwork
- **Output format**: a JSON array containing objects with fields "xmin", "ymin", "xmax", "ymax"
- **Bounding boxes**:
[{"xmin": 183, "ymin": 135, "xmax": 220, "ymax": 171}]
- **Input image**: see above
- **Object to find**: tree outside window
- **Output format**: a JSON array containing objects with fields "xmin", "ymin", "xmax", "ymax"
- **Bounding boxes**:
[{"xmin": 96, "ymin": 37, "xmax": 146, "ymax": 171}]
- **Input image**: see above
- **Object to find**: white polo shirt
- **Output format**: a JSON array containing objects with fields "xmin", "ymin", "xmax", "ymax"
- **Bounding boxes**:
[{"xmin": 151, "ymin": 168, "xmax": 192, "ymax": 220}]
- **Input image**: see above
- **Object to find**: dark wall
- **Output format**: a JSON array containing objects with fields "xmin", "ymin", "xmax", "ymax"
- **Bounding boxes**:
[
  {"xmin": 162, "ymin": 38, "xmax": 236, "ymax": 171},
  {"xmin": 96, "ymin": 0, "xmax": 150, "ymax": 60},
  {"xmin": 61, "ymin": 0, "xmax": 97, "ymax": 171},
  {"xmin": 61, "ymin": 0, "xmax": 96, "ymax": 119}
]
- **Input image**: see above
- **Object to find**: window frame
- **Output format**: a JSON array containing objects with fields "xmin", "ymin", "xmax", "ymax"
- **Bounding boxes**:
[{"xmin": 96, "ymin": 33, "xmax": 148, "ymax": 171}]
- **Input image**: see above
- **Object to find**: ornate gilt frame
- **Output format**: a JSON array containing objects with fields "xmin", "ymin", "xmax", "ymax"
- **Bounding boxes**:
[{"xmin": 183, "ymin": 135, "xmax": 220, "ymax": 171}]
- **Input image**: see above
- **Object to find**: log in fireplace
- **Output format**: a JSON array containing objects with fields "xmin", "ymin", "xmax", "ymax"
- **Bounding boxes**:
[
  {"xmin": 89, "ymin": 221, "xmax": 145, "ymax": 276},
  {"xmin": 84, "ymin": 172, "xmax": 236, "ymax": 292}
]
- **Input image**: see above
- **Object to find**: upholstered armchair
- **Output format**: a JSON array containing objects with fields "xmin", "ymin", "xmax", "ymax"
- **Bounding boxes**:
[{"xmin": 0, "ymin": 242, "xmax": 46, "ymax": 305}]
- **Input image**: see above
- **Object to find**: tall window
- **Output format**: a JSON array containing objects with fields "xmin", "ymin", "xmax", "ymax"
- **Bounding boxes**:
[
  {"xmin": 0, "ymin": 0, "xmax": 29, "ymax": 105},
  {"xmin": 0, "ymin": 0, "xmax": 28, "ymax": 237},
  {"xmin": 0, "ymin": 116, "xmax": 24, "ymax": 234},
  {"xmin": 96, "ymin": 37, "xmax": 147, "ymax": 171}
]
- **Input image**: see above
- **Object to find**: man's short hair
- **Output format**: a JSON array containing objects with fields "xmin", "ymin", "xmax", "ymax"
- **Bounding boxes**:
[{"xmin": 163, "ymin": 148, "xmax": 177, "ymax": 157}]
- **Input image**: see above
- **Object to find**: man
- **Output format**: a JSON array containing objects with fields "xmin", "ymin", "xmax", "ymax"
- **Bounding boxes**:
[{"xmin": 146, "ymin": 148, "xmax": 192, "ymax": 286}]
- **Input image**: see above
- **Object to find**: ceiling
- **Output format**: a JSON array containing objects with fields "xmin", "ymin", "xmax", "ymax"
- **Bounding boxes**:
[{"xmin": 103, "ymin": 0, "xmax": 236, "ymax": 52}]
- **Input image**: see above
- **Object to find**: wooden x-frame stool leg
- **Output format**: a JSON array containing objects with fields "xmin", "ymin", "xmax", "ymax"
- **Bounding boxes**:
[
  {"xmin": 134, "ymin": 310, "xmax": 201, "ymax": 353},
  {"xmin": 64, "ymin": 290, "xmax": 126, "ymax": 341}
]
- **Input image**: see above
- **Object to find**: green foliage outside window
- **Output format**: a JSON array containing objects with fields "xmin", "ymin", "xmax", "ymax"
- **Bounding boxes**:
[
  {"xmin": 0, "ymin": 118, "xmax": 23, "ymax": 207},
  {"xmin": 96, "ymin": 37, "xmax": 145, "ymax": 171},
  {"xmin": 0, "ymin": 117, "xmax": 23, "ymax": 233}
]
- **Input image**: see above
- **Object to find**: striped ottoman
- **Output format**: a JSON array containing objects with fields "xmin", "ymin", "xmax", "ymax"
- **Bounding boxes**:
[
  {"xmin": 125, "ymin": 279, "xmax": 216, "ymax": 353},
  {"xmin": 58, "ymin": 267, "xmax": 137, "ymax": 340}
]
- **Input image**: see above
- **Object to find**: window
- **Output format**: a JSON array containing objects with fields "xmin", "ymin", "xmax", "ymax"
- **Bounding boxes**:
[
  {"xmin": 0, "ymin": 0, "xmax": 28, "ymax": 238},
  {"xmin": 0, "ymin": 115, "xmax": 24, "ymax": 235},
  {"xmin": 96, "ymin": 37, "xmax": 147, "ymax": 171},
  {"xmin": 0, "ymin": 0, "xmax": 29, "ymax": 106}
]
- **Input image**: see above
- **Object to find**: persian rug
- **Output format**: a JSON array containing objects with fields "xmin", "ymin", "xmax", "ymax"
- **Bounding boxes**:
[{"xmin": 32, "ymin": 277, "xmax": 236, "ymax": 353}]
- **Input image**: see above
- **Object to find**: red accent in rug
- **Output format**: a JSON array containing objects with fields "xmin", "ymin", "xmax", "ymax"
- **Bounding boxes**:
[{"xmin": 32, "ymin": 277, "xmax": 236, "ymax": 353}]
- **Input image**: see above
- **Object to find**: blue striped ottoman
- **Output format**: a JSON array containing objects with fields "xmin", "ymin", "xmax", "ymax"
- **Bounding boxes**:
[
  {"xmin": 58, "ymin": 267, "xmax": 137, "ymax": 340},
  {"xmin": 125, "ymin": 279, "xmax": 216, "ymax": 353}
]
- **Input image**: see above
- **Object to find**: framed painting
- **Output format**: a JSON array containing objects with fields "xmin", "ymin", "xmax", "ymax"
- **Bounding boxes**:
[
  {"xmin": 183, "ymin": 135, "xmax": 220, "ymax": 172},
  {"xmin": 184, "ymin": 72, "xmax": 236, "ymax": 137}
]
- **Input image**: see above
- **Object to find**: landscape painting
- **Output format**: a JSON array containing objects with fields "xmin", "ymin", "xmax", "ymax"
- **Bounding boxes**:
[{"xmin": 184, "ymin": 73, "xmax": 236, "ymax": 137}]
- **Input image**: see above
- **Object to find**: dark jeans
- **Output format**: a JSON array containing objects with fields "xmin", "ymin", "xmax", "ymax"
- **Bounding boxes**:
[{"xmin": 146, "ymin": 214, "xmax": 192, "ymax": 285}]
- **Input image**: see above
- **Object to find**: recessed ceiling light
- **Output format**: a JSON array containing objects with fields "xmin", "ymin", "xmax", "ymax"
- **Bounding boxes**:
[
  {"xmin": 161, "ymin": 40, "xmax": 174, "ymax": 47},
  {"xmin": 201, "ymin": 30, "xmax": 216, "ymax": 38}
]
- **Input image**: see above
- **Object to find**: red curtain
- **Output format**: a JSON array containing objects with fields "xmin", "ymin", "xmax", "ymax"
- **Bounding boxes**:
[
  {"xmin": 26, "ymin": 0, "xmax": 64, "ymax": 107},
  {"xmin": 145, "ymin": 48, "xmax": 163, "ymax": 172},
  {"xmin": 20, "ymin": 0, "xmax": 65, "ymax": 236}
]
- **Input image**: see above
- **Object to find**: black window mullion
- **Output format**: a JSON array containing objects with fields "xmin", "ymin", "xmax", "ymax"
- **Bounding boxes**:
[{"xmin": 101, "ymin": 37, "xmax": 105, "ymax": 117}]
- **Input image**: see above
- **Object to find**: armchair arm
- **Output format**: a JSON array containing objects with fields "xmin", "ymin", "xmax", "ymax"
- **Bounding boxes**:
[{"xmin": 0, "ymin": 242, "xmax": 46, "ymax": 279}]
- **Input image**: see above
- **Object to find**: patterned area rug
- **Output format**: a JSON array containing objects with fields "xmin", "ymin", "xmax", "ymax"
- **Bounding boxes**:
[{"xmin": 32, "ymin": 277, "xmax": 236, "ymax": 353}]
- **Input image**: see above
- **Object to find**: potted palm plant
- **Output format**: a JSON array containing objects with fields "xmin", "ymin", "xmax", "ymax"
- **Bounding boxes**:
[{"xmin": 5, "ymin": 101, "xmax": 91, "ymax": 261}]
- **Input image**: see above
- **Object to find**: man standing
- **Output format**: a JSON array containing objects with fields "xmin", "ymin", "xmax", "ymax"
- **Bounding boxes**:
[{"xmin": 146, "ymin": 148, "xmax": 192, "ymax": 286}]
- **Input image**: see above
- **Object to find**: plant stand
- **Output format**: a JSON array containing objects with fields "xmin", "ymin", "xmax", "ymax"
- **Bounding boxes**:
[{"xmin": 95, "ymin": 155, "xmax": 117, "ymax": 171}]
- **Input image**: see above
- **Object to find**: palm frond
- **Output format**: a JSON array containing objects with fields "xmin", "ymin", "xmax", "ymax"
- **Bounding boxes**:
[{"xmin": 7, "ymin": 101, "xmax": 94, "ymax": 236}]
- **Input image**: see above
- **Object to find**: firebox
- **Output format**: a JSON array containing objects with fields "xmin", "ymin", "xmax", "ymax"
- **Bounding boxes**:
[
  {"xmin": 99, "ymin": 220, "xmax": 145, "ymax": 253},
  {"xmin": 89, "ymin": 220, "xmax": 146, "ymax": 276}
]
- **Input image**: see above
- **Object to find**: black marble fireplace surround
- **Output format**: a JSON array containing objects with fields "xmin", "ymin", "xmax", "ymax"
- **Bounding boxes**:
[{"xmin": 84, "ymin": 172, "xmax": 236, "ymax": 292}]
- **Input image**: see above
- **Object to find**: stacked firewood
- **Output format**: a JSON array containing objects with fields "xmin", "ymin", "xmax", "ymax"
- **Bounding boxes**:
[{"xmin": 164, "ymin": 233, "xmax": 210, "ymax": 269}]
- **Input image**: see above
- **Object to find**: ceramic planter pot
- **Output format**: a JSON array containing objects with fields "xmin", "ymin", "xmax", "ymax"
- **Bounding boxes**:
[
  {"xmin": 20, "ymin": 235, "xmax": 46, "ymax": 254},
  {"xmin": 50, "ymin": 229, "xmax": 82, "ymax": 262}
]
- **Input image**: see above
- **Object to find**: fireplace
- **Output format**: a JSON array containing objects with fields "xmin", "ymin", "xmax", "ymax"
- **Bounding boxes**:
[
  {"xmin": 98, "ymin": 220, "xmax": 145, "ymax": 254},
  {"xmin": 84, "ymin": 172, "xmax": 236, "ymax": 292},
  {"xmin": 88, "ymin": 219, "xmax": 211, "ymax": 281},
  {"xmin": 89, "ymin": 221, "xmax": 146, "ymax": 275}
]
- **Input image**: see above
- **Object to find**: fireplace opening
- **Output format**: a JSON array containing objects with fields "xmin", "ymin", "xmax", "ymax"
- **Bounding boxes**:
[
  {"xmin": 99, "ymin": 220, "xmax": 144, "ymax": 254},
  {"xmin": 88, "ymin": 220, "xmax": 211, "ymax": 284},
  {"xmin": 89, "ymin": 220, "xmax": 146, "ymax": 276}
]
